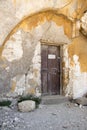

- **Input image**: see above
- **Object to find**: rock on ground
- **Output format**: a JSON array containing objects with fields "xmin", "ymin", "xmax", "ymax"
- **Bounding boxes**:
[
  {"xmin": 18, "ymin": 100, "xmax": 35, "ymax": 112},
  {"xmin": 0, "ymin": 102, "xmax": 87, "ymax": 130}
]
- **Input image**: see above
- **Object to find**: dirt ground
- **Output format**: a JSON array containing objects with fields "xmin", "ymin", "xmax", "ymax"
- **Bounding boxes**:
[{"xmin": 0, "ymin": 102, "xmax": 87, "ymax": 130}]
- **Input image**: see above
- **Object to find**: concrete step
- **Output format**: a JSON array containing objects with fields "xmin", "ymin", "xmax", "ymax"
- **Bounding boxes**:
[{"xmin": 41, "ymin": 95, "xmax": 69, "ymax": 105}]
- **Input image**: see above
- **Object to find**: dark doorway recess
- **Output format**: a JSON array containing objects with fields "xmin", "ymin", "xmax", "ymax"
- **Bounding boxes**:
[{"xmin": 41, "ymin": 45, "xmax": 62, "ymax": 95}]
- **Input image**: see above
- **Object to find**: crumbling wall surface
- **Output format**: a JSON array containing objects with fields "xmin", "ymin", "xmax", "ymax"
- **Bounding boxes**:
[
  {"xmin": 0, "ymin": 0, "xmax": 87, "ymax": 98},
  {"xmin": 0, "ymin": 29, "xmax": 38, "ymax": 96},
  {"xmin": 0, "ymin": 13, "xmax": 71, "ymax": 97},
  {"xmin": 81, "ymin": 11, "xmax": 87, "ymax": 36},
  {"xmin": 66, "ymin": 34, "xmax": 87, "ymax": 99},
  {"xmin": 0, "ymin": 0, "xmax": 87, "ymax": 46},
  {"xmin": 65, "ymin": 9, "xmax": 87, "ymax": 99}
]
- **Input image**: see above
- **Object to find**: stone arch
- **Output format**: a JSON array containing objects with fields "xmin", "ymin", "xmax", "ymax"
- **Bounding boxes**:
[
  {"xmin": 0, "ymin": 10, "xmax": 73, "ymax": 96},
  {"xmin": 2, "ymin": 10, "xmax": 72, "ymax": 47},
  {"xmin": 0, "ymin": 0, "xmax": 87, "ymax": 47}
]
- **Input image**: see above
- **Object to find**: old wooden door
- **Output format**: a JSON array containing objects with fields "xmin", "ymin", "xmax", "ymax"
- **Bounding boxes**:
[{"xmin": 41, "ymin": 45, "xmax": 61, "ymax": 95}]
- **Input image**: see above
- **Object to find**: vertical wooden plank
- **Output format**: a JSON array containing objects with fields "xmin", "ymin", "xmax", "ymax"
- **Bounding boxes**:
[
  {"xmin": 60, "ymin": 45, "xmax": 63, "ymax": 95},
  {"xmin": 41, "ymin": 45, "xmax": 48, "ymax": 94}
]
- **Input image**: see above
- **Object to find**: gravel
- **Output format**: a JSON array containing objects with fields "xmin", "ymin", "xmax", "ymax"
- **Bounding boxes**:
[{"xmin": 0, "ymin": 102, "xmax": 87, "ymax": 130}]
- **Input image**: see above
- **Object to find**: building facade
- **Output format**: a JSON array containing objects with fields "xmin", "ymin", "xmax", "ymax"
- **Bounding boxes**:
[{"xmin": 0, "ymin": 0, "xmax": 87, "ymax": 99}]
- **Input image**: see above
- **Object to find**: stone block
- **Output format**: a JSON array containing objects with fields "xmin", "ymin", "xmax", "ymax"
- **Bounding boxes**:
[{"xmin": 18, "ymin": 100, "xmax": 35, "ymax": 112}]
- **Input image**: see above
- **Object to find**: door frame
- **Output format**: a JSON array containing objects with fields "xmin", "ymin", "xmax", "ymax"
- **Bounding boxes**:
[{"xmin": 41, "ymin": 41, "xmax": 63, "ymax": 95}]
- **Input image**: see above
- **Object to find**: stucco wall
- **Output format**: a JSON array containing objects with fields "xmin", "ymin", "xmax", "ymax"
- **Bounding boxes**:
[
  {"xmin": 0, "ymin": 0, "xmax": 87, "ymax": 46},
  {"xmin": 66, "ymin": 34, "xmax": 87, "ymax": 99},
  {"xmin": 0, "ymin": 0, "xmax": 87, "ymax": 99},
  {"xmin": 0, "ymin": 13, "xmax": 71, "ymax": 97}
]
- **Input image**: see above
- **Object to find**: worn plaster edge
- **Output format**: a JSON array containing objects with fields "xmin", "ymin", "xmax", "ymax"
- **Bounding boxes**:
[{"xmin": 0, "ymin": 9, "xmax": 73, "ymax": 49}]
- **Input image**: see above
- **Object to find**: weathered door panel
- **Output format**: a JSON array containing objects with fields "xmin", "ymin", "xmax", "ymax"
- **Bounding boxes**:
[{"xmin": 41, "ymin": 45, "xmax": 60, "ymax": 95}]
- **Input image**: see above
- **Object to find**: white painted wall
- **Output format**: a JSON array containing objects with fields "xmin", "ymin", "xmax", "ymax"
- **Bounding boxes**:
[
  {"xmin": 2, "ymin": 30, "xmax": 23, "ymax": 62},
  {"xmin": 66, "ymin": 55, "xmax": 87, "ymax": 99}
]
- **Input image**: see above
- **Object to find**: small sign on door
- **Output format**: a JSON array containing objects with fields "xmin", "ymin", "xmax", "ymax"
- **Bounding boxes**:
[{"xmin": 48, "ymin": 54, "xmax": 56, "ymax": 59}]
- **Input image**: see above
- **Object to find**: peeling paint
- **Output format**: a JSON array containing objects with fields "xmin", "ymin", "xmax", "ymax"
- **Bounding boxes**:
[
  {"xmin": 66, "ymin": 55, "xmax": 87, "ymax": 99},
  {"xmin": 25, "ymin": 42, "xmax": 41, "ymax": 96},
  {"xmin": 11, "ymin": 80, "xmax": 16, "ymax": 92},
  {"xmin": 0, "ymin": 0, "xmax": 87, "ymax": 99},
  {"xmin": 11, "ymin": 75, "xmax": 26, "ymax": 95},
  {"xmin": 62, "ymin": 45, "xmax": 69, "ymax": 94},
  {"xmin": 68, "ymin": 34, "xmax": 87, "ymax": 72},
  {"xmin": 20, "ymin": 11, "xmax": 72, "ymax": 38},
  {"xmin": 2, "ymin": 30, "xmax": 23, "ymax": 62}
]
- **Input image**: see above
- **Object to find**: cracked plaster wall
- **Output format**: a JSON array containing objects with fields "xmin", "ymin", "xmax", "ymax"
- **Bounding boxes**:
[
  {"xmin": 0, "ymin": 0, "xmax": 87, "ymax": 46},
  {"xmin": 0, "ymin": 0, "xmax": 87, "ymax": 98},
  {"xmin": 66, "ymin": 34, "xmax": 87, "ymax": 99},
  {"xmin": 0, "ymin": 16, "xmax": 71, "ymax": 97}
]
